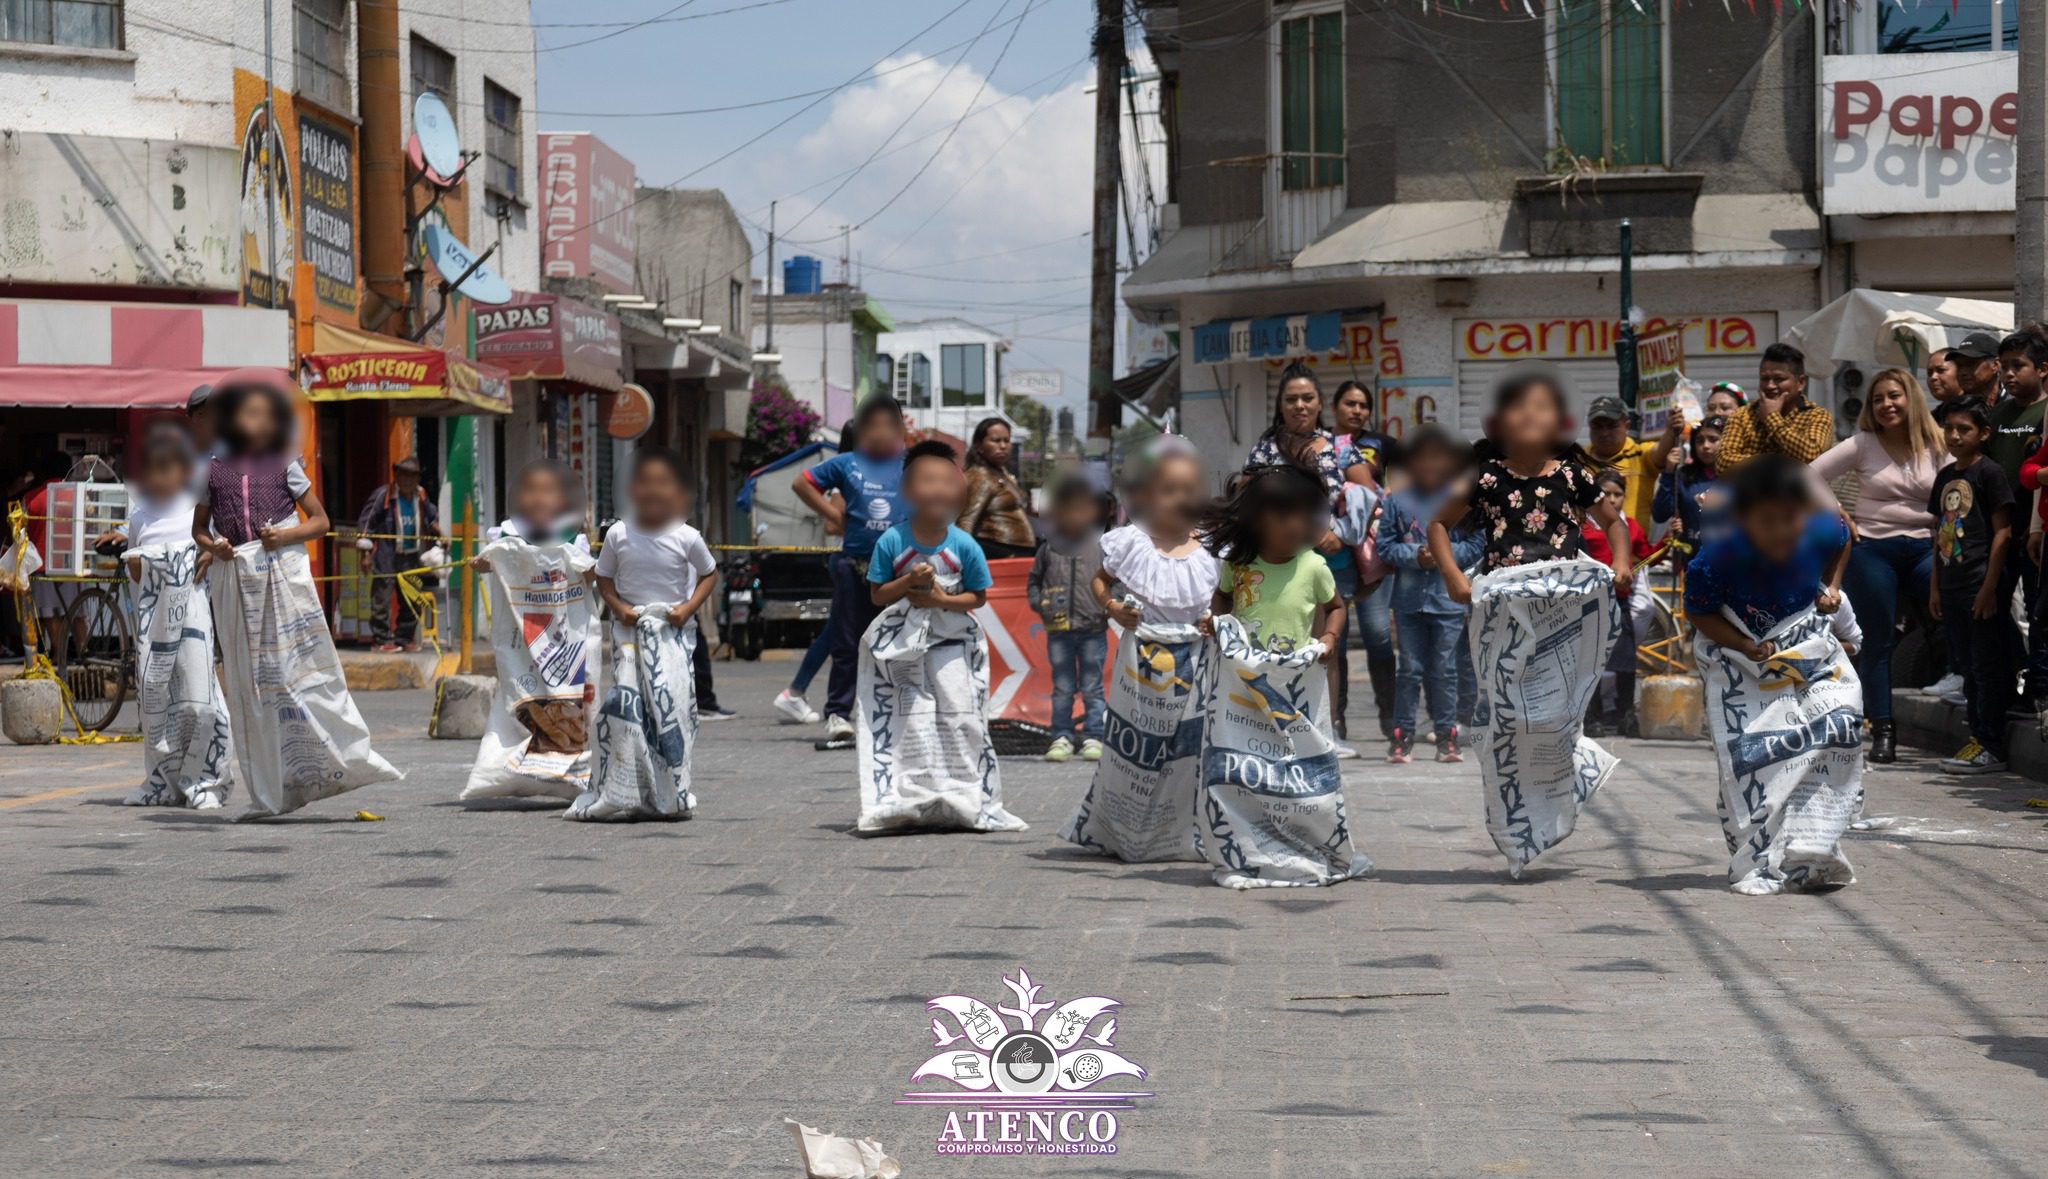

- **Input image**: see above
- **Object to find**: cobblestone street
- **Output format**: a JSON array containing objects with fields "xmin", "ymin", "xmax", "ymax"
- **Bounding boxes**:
[{"xmin": 3, "ymin": 660, "xmax": 2045, "ymax": 1177}]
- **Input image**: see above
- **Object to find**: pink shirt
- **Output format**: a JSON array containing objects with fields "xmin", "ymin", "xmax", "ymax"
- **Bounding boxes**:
[{"xmin": 1809, "ymin": 432, "xmax": 1941, "ymax": 541}]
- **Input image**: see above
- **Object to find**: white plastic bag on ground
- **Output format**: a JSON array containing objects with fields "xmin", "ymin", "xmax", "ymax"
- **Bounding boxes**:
[
  {"xmin": 784, "ymin": 1118, "xmax": 901, "ymax": 1179},
  {"xmin": 855, "ymin": 585, "xmax": 1023, "ymax": 834},
  {"xmin": 460, "ymin": 538, "xmax": 600, "ymax": 802},
  {"xmin": 1192, "ymin": 615, "xmax": 1370, "ymax": 889},
  {"xmin": 127, "ymin": 543, "xmax": 232, "ymax": 808},
  {"xmin": 1697, "ymin": 608, "xmax": 1861, "ymax": 894},
  {"xmin": 567, "ymin": 608, "xmax": 695, "ymax": 821},
  {"xmin": 1468, "ymin": 557, "xmax": 1624, "ymax": 876},
  {"xmin": 209, "ymin": 542, "xmax": 399, "ymax": 818},
  {"xmin": 1059, "ymin": 622, "xmax": 1204, "ymax": 861}
]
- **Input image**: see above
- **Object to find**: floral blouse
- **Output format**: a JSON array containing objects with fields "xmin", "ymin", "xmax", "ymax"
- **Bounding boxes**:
[{"xmin": 1469, "ymin": 456, "xmax": 1603, "ymax": 572}]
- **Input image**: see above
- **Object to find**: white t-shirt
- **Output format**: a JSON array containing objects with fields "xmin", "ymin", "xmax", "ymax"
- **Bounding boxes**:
[
  {"xmin": 124, "ymin": 489, "xmax": 197, "ymax": 550},
  {"xmin": 1099, "ymin": 523, "xmax": 1220, "ymax": 625},
  {"xmin": 595, "ymin": 519, "xmax": 716, "ymax": 617}
]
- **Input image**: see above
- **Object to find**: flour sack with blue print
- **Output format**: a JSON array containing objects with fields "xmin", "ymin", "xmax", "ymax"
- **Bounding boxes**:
[
  {"xmin": 567, "ymin": 609, "xmax": 695, "ymax": 821},
  {"xmin": 1058, "ymin": 621, "xmax": 1205, "ymax": 861},
  {"xmin": 462, "ymin": 538, "xmax": 601, "ymax": 802},
  {"xmin": 210, "ymin": 542, "xmax": 400, "ymax": 818},
  {"xmin": 127, "ymin": 542, "xmax": 232, "ymax": 809},
  {"xmin": 1192, "ymin": 614, "xmax": 1371, "ymax": 889},
  {"xmin": 1696, "ymin": 607, "xmax": 1861, "ymax": 895},
  {"xmin": 855, "ymin": 577, "xmax": 1023, "ymax": 834},
  {"xmin": 1468, "ymin": 557, "xmax": 1624, "ymax": 876}
]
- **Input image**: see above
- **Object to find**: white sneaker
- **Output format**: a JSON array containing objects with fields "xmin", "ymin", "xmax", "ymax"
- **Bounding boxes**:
[
  {"xmin": 773, "ymin": 688, "xmax": 821, "ymax": 725},
  {"xmin": 1925, "ymin": 672, "xmax": 1965, "ymax": 701},
  {"xmin": 1332, "ymin": 741, "xmax": 1359, "ymax": 761},
  {"xmin": 1079, "ymin": 738, "xmax": 1104, "ymax": 762},
  {"xmin": 1044, "ymin": 736, "xmax": 1075, "ymax": 762},
  {"xmin": 815, "ymin": 714, "xmax": 856, "ymax": 751},
  {"xmin": 1941, "ymin": 746, "xmax": 2007, "ymax": 775}
]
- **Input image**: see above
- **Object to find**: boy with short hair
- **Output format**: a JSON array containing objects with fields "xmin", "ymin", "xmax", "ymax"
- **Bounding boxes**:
[
  {"xmin": 795, "ymin": 397, "xmax": 907, "ymax": 750},
  {"xmin": 1929, "ymin": 398, "xmax": 2017, "ymax": 774},
  {"xmin": 1028, "ymin": 476, "xmax": 1108, "ymax": 762}
]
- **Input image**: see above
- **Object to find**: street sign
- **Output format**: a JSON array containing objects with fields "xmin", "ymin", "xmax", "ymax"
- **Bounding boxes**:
[{"xmin": 421, "ymin": 223, "xmax": 512, "ymax": 305}]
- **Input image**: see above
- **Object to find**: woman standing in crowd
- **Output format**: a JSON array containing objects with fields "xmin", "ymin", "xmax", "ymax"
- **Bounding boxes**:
[
  {"xmin": 958, "ymin": 417, "xmax": 1036, "ymax": 560},
  {"xmin": 1808, "ymin": 368, "xmax": 1943, "ymax": 763},
  {"xmin": 1330, "ymin": 379, "xmax": 1399, "ymax": 742}
]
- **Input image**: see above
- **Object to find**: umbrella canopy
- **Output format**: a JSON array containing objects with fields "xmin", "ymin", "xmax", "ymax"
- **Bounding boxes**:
[{"xmin": 1783, "ymin": 289, "xmax": 2014, "ymax": 379}]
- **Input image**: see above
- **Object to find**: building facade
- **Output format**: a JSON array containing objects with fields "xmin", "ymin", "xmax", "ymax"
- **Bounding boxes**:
[
  {"xmin": 750, "ymin": 274, "xmax": 895, "ymax": 432},
  {"xmin": 877, "ymin": 317, "xmax": 1013, "ymax": 446},
  {"xmin": 1125, "ymin": 1, "xmax": 1826, "ymax": 475}
]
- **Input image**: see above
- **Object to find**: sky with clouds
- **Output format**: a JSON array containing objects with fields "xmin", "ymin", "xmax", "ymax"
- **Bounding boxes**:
[{"xmin": 530, "ymin": 0, "xmax": 1112, "ymax": 424}]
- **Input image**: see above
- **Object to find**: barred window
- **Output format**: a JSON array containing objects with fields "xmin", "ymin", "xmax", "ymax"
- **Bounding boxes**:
[
  {"xmin": 293, "ymin": 0, "xmax": 349, "ymax": 113},
  {"xmin": 0, "ymin": 0, "xmax": 122, "ymax": 50},
  {"xmin": 483, "ymin": 80, "xmax": 521, "ymax": 202}
]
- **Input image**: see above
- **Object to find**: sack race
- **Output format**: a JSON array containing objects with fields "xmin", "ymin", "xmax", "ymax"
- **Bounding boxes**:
[
  {"xmin": 1192, "ymin": 615, "xmax": 1371, "ymax": 889},
  {"xmin": 209, "ymin": 542, "xmax": 400, "ymax": 817},
  {"xmin": 1468, "ymin": 558, "xmax": 1624, "ymax": 877},
  {"xmin": 567, "ymin": 609, "xmax": 695, "ymax": 821},
  {"xmin": 1059, "ymin": 622, "xmax": 1204, "ymax": 861},
  {"xmin": 1696, "ymin": 608, "xmax": 1861, "ymax": 894},
  {"xmin": 460, "ymin": 538, "xmax": 601, "ymax": 802},
  {"xmin": 855, "ymin": 586, "xmax": 1024, "ymax": 834},
  {"xmin": 127, "ymin": 543, "xmax": 233, "ymax": 808}
]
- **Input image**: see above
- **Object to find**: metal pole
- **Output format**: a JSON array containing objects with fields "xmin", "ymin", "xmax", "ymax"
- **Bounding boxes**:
[
  {"xmin": 1617, "ymin": 218, "xmax": 1639, "ymax": 409},
  {"xmin": 262, "ymin": 0, "xmax": 278, "ymax": 311},
  {"xmin": 2019, "ymin": 1, "xmax": 2048, "ymax": 323},
  {"xmin": 766, "ymin": 200, "xmax": 776, "ymax": 354},
  {"xmin": 1087, "ymin": 0, "xmax": 1126, "ymax": 439}
]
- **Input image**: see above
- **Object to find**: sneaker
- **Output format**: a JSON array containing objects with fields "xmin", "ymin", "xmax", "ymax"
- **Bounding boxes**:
[
  {"xmin": 1387, "ymin": 729, "xmax": 1414, "ymax": 765},
  {"xmin": 1079, "ymin": 738, "xmax": 1105, "ymax": 762},
  {"xmin": 372, "ymin": 643, "xmax": 403, "ymax": 654},
  {"xmin": 1045, "ymin": 736, "xmax": 1075, "ymax": 763},
  {"xmin": 772, "ymin": 689, "xmax": 821, "ymax": 725},
  {"xmin": 699, "ymin": 705, "xmax": 738, "ymax": 722},
  {"xmin": 1925, "ymin": 672, "xmax": 1964, "ymax": 697},
  {"xmin": 1941, "ymin": 747, "xmax": 2007, "ymax": 775},
  {"xmin": 1332, "ymin": 741, "xmax": 1359, "ymax": 761},
  {"xmin": 815, "ymin": 715, "xmax": 856, "ymax": 751},
  {"xmin": 1435, "ymin": 726, "xmax": 1463, "ymax": 763}
]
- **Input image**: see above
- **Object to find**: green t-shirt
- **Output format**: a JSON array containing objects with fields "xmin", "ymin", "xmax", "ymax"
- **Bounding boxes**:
[
  {"xmin": 1988, "ymin": 394, "xmax": 2047, "ymax": 494},
  {"xmin": 1218, "ymin": 552, "xmax": 1337, "ymax": 654}
]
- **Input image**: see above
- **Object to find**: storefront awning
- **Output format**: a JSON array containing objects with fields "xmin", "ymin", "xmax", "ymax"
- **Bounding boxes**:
[
  {"xmin": 0, "ymin": 299, "xmax": 289, "ymax": 408},
  {"xmin": 474, "ymin": 292, "xmax": 624, "ymax": 391},
  {"xmin": 1190, "ymin": 312, "xmax": 1342, "ymax": 365},
  {"xmin": 301, "ymin": 321, "xmax": 510, "ymax": 416}
]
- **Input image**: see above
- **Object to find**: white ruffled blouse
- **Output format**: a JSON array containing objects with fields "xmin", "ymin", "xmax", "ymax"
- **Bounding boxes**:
[{"xmin": 1099, "ymin": 524, "xmax": 1220, "ymax": 624}]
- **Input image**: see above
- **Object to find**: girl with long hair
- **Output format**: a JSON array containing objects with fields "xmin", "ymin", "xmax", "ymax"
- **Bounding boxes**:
[{"xmin": 1328, "ymin": 378, "xmax": 1399, "ymax": 740}]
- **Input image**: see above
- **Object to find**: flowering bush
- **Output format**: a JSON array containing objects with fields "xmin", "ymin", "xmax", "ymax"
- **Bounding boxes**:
[{"xmin": 737, "ymin": 378, "xmax": 822, "ymax": 473}]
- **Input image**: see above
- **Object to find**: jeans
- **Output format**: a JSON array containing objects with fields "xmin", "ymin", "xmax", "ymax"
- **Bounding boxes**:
[
  {"xmin": 691, "ymin": 629, "xmax": 719, "ymax": 712},
  {"xmin": 1336, "ymin": 584, "xmax": 1396, "ymax": 726},
  {"xmin": 824, "ymin": 553, "xmax": 882, "ymax": 721},
  {"xmin": 1841, "ymin": 534, "xmax": 1933, "ymax": 721},
  {"xmin": 789, "ymin": 623, "xmax": 832, "ymax": 695},
  {"xmin": 1943, "ymin": 582, "xmax": 2012, "ymax": 757},
  {"xmin": 1045, "ymin": 629, "xmax": 1108, "ymax": 741},
  {"xmin": 1393, "ymin": 611, "xmax": 1462, "ymax": 736},
  {"xmin": 372, "ymin": 549, "xmax": 425, "ymax": 645}
]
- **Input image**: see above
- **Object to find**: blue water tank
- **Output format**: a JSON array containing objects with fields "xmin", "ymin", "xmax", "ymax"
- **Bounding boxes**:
[{"xmin": 783, "ymin": 255, "xmax": 823, "ymax": 295}]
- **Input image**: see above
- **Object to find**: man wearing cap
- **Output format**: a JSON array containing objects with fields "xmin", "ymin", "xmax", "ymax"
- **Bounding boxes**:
[
  {"xmin": 1950, "ymin": 331, "xmax": 2004, "ymax": 403},
  {"xmin": 1714, "ymin": 342, "xmax": 1836, "ymax": 473},
  {"xmin": 1584, "ymin": 395, "xmax": 1679, "ymax": 533},
  {"xmin": 356, "ymin": 456, "xmax": 440, "ymax": 653}
]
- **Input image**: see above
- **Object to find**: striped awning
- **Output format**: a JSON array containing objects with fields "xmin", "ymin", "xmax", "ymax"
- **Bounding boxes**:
[
  {"xmin": 1190, "ymin": 312, "xmax": 1342, "ymax": 365},
  {"xmin": 0, "ymin": 299, "xmax": 288, "ymax": 408}
]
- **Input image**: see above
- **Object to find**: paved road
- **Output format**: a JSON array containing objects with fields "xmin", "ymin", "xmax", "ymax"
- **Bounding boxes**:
[{"xmin": 3, "ymin": 658, "xmax": 2045, "ymax": 1178}]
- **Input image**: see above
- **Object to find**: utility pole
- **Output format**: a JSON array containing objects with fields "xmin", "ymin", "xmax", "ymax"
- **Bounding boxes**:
[
  {"xmin": 1616, "ymin": 218, "xmax": 1638, "ymax": 408},
  {"xmin": 1087, "ymin": 0, "xmax": 1125, "ymax": 439},
  {"xmin": 2019, "ymin": 4, "xmax": 2048, "ymax": 323},
  {"xmin": 765, "ymin": 200, "xmax": 776, "ymax": 354}
]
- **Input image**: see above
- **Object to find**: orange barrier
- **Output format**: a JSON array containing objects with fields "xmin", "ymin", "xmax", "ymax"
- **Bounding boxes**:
[{"xmin": 977, "ymin": 556, "xmax": 1117, "ymax": 733}]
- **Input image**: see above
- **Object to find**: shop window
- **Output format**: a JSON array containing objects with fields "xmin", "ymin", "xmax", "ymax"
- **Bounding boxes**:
[
  {"xmin": 941, "ymin": 343, "xmax": 987, "ymax": 409},
  {"xmin": 1551, "ymin": 0, "xmax": 1665, "ymax": 168},
  {"xmin": 1277, "ymin": 8, "xmax": 1343, "ymax": 191},
  {"xmin": 483, "ymin": 79, "xmax": 521, "ymax": 203},
  {"xmin": 294, "ymin": 0, "xmax": 348, "ymax": 112},
  {"xmin": 411, "ymin": 33, "xmax": 455, "ymax": 106},
  {"xmin": 0, "ymin": 0, "xmax": 121, "ymax": 49}
]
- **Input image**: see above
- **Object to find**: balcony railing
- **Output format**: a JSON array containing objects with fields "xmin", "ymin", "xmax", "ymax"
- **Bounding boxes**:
[{"xmin": 1202, "ymin": 151, "xmax": 1347, "ymax": 273}]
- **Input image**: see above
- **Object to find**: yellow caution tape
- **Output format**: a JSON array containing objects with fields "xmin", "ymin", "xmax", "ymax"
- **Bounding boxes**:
[{"xmin": 12, "ymin": 653, "xmax": 141, "ymax": 745}]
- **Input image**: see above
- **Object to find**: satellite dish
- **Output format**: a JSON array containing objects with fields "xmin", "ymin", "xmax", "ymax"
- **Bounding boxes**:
[
  {"xmin": 412, "ymin": 92, "xmax": 463, "ymax": 181},
  {"xmin": 406, "ymin": 133, "xmax": 455, "ymax": 187},
  {"xmin": 422, "ymin": 223, "xmax": 511, "ymax": 305}
]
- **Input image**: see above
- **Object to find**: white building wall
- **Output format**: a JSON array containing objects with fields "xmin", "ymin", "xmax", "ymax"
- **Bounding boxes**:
[
  {"xmin": 878, "ymin": 319, "xmax": 1012, "ymax": 443},
  {"xmin": 0, "ymin": 0, "xmax": 240, "ymax": 144},
  {"xmin": 402, "ymin": 0, "xmax": 539, "ymax": 292},
  {"xmin": 753, "ymin": 319, "xmax": 852, "ymax": 423}
]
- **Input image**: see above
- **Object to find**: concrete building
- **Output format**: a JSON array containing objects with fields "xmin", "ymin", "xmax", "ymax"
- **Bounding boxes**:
[
  {"xmin": 1124, "ymin": 1, "xmax": 1827, "ymax": 473},
  {"xmin": 876, "ymin": 317, "xmax": 1013, "ymax": 445},
  {"xmin": 750, "ymin": 276, "xmax": 895, "ymax": 431}
]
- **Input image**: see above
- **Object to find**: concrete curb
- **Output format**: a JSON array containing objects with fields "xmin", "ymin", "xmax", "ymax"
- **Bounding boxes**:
[
  {"xmin": 339, "ymin": 651, "xmax": 428, "ymax": 692},
  {"xmin": 1894, "ymin": 689, "xmax": 2048, "ymax": 781}
]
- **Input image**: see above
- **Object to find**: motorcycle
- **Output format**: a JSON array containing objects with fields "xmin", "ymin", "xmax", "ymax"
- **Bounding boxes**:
[{"xmin": 721, "ymin": 552, "xmax": 764, "ymax": 661}]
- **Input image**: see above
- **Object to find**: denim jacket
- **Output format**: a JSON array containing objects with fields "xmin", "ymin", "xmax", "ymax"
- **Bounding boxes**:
[{"xmin": 1376, "ymin": 485, "xmax": 1484, "ymax": 616}]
